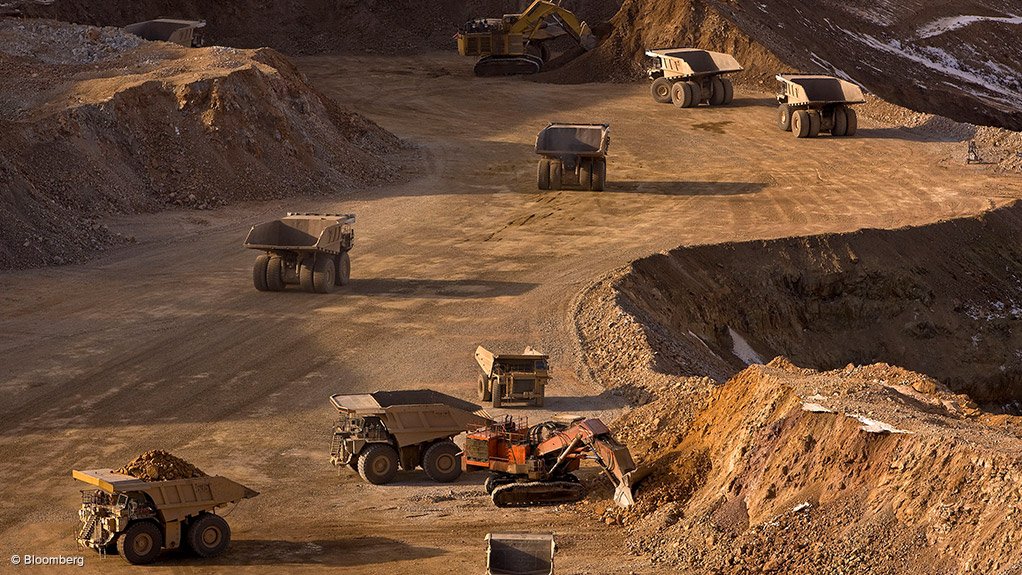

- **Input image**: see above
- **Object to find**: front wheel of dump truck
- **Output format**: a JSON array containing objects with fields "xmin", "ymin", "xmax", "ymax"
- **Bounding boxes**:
[
  {"xmin": 187, "ymin": 513, "xmax": 231, "ymax": 558},
  {"xmin": 721, "ymin": 78, "xmax": 734, "ymax": 104},
  {"xmin": 479, "ymin": 374, "xmax": 492, "ymax": 401},
  {"xmin": 492, "ymin": 383, "xmax": 503, "ymax": 408},
  {"xmin": 537, "ymin": 159, "xmax": 551, "ymax": 190},
  {"xmin": 709, "ymin": 77, "xmax": 726, "ymax": 105},
  {"xmin": 650, "ymin": 77, "xmax": 673, "ymax": 104},
  {"xmin": 266, "ymin": 256, "xmax": 286, "ymax": 291},
  {"xmin": 336, "ymin": 251, "xmax": 351, "ymax": 286},
  {"xmin": 252, "ymin": 255, "xmax": 270, "ymax": 291},
  {"xmin": 358, "ymin": 444, "xmax": 399, "ymax": 484},
  {"xmin": 592, "ymin": 159, "xmax": 607, "ymax": 192},
  {"xmin": 792, "ymin": 110, "xmax": 811, "ymax": 138},
  {"xmin": 117, "ymin": 521, "xmax": 163, "ymax": 565},
  {"xmin": 778, "ymin": 105, "xmax": 792, "ymax": 132},
  {"xmin": 313, "ymin": 257, "xmax": 336, "ymax": 294},
  {"xmin": 299, "ymin": 256, "xmax": 316, "ymax": 292},
  {"xmin": 423, "ymin": 440, "xmax": 462, "ymax": 482}
]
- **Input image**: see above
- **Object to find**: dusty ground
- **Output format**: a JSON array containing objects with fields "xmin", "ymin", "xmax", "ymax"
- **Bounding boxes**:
[{"xmin": 2, "ymin": 50, "xmax": 1022, "ymax": 574}]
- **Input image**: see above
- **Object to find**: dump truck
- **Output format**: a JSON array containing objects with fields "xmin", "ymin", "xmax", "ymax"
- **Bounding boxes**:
[
  {"xmin": 486, "ymin": 533, "xmax": 556, "ymax": 575},
  {"xmin": 457, "ymin": 0, "xmax": 597, "ymax": 76},
  {"xmin": 244, "ymin": 212, "xmax": 355, "ymax": 294},
  {"xmin": 646, "ymin": 48, "xmax": 742, "ymax": 107},
  {"xmin": 73, "ymin": 468, "xmax": 258, "ymax": 565},
  {"xmin": 124, "ymin": 19, "xmax": 206, "ymax": 47},
  {"xmin": 535, "ymin": 123, "xmax": 610, "ymax": 191},
  {"xmin": 775, "ymin": 73, "xmax": 865, "ymax": 138},
  {"xmin": 476, "ymin": 345, "xmax": 550, "ymax": 408},
  {"xmin": 329, "ymin": 390, "xmax": 493, "ymax": 485},
  {"xmin": 465, "ymin": 415, "xmax": 647, "ymax": 508}
]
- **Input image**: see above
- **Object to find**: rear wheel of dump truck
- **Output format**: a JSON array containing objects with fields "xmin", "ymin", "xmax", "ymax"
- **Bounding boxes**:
[
  {"xmin": 537, "ymin": 159, "xmax": 551, "ymax": 190},
  {"xmin": 721, "ymin": 78, "xmax": 734, "ymax": 104},
  {"xmin": 299, "ymin": 256, "xmax": 316, "ymax": 292},
  {"xmin": 844, "ymin": 107, "xmax": 858, "ymax": 136},
  {"xmin": 358, "ymin": 444, "xmax": 399, "ymax": 484},
  {"xmin": 792, "ymin": 110, "xmax": 811, "ymax": 138},
  {"xmin": 313, "ymin": 257, "xmax": 336, "ymax": 294},
  {"xmin": 591, "ymin": 159, "xmax": 607, "ymax": 192},
  {"xmin": 832, "ymin": 105, "xmax": 848, "ymax": 136},
  {"xmin": 336, "ymin": 251, "xmax": 351, "ymax": 286},
  {"xmin": 252, "ymin": 255, "xmax": 270, "ymax": 291},
  {"xmin": 117, "ymin": 520, "xmax": 163, "ymax": 565},
  {"xmin": 550, "ymin": 161, "xmax": 563, "ymax": 191},
  {"xmin": 686, "ymin": 81, "xmax": 702, "ymax": 107},
  {"xmin": 650, "ymin": 77, "xmax": 673, "ymax": 104},
  {"xmin": 808, "ymin": 110, "xmax": 821, "ymax": 137},
  {"xmin": 492, "ymin": 383, "xmax": 503, "ymax": 408},
  {"xmin": 709, "ymin": 77, "xmax": 726, "ymax": 105},
  {"xmin": 579, "ymin": 158, "xmax": 593, "ymax": 190},
  {"xmin": 266, "ymin": 256, "xmax": 285, "ymax": 291},
  {"xmin": 778, "ymin": 105, "xmax": 792, "ymax": 131},
  {"xmin": 187, "ymin": 513, "xmax": 231, "ymax": 558},
  {"xmin": 670, "ymin": 82, "xmax": 688, "ymax": 108},
  {"xmin": 479, "ymin": 374, "xmax": 492, "ymax": 401},
  {"xmin": 422, "ymin": 440, "xmax": 462, "ymax": 482}
]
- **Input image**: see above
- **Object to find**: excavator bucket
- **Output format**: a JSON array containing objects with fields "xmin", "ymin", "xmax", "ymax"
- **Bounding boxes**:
[
  {"xmin": 613, "ymin": 465, "xmax": 651, "ymax": 508},
  {"xmin": 486, "ymin": 533, "xmax": 555, "ymax": 575}
]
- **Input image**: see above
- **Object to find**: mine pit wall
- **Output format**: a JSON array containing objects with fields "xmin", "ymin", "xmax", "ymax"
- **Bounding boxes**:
[
  {"xmin": 617, "ymin": 364, "xmax": 1022, "ymax": 573},
  {"xmin": 609, "ymin": 202, "xmax": 1022, "ymax": 407}
]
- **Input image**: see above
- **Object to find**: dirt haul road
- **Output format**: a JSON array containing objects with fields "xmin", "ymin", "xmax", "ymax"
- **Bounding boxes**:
[{"xmin": 1, "ymin": 51, "xmax": 1021, "ymax": 574}]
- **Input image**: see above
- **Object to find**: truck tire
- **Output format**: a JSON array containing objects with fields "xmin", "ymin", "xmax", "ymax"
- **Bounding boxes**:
[
  {"xmin": 312, "ymin": 257, "xmax": 336, "ymax": 294},
  {"xmin": 670, "ymin": 81, "xmax": 688, "ymax": 108},
  {"xmin": 533, "ymin": 393, "xmax": 544, "ymax": 408},
  {"xmin": 579, "ymin": 158, "xmax": 593, "ymax": 190},
  {"xmin": 685, "ymin": 81, "xmax": 702, "ymax": 107},
  {"xmin": 358, "ymin": 444, "xmax": 399, "ymax": 484},
  {"xmin": 592, "ymin": 159, "xmax": 607, "ymax": 192},
  {"xmin": 266, "ymin": 256, "xmax": 286, "ymax": 291},
  {"xmin": 186, "ymin": 513, "xmax": 231, "ymax": 558},
  {"xmin": 792, "ymin": 110, "xmax": 811, "ymax": 138},
  {"xmin": 422, "ymin": 441, "xmax": 462, "ymax": 483},
  {"xmin": 479, "ymin": 374, "xmax": 492, "ymax": 402},
  {"xmin": 844, "ymin": 107, "xmax": 858, "ymax": 136},
  {"xmin": 650, "ymin": 77, "xmax": 673, "ymax": 104},
  {"xmin": 709, "ymin": 77, "xmax": 726, "ymax": 105},
  {"xmin": 336, "ymin": 251, "xmax": 351, "ymax": 286},
  {"xmin": 550, "ymin": 160, "xmax": 563, "ymax": 191},
  {"xmin": 492, "ymin": 383, "xmax": 503, "ymax": 408},
  {"xmin": 117, "ymin": 520, "xmax": 163, "ymax": 565},
  {"xmin": 778, "ymin": 105, "xmax": 792, "ymax": 132},
  {"xmin": 299, "ymin": 256, "xmax": 316, "ymax": 292},
  {"xmin": 722, "ymin": 78, "xmax": 734, "ymax": 104},
  {"xmin": 831, "ymin": 105, "xmax": 848, "ymax": 136},
  {"xmin": 808, "ymin": 110, "xmax": 822, "ymax": 137},
  {"xmin": 537, "ymin": 159, "xmax": 551, "ymax": 190},
  {"xmin": 252, "ymin": 255, "xmax": 270, "ymax": 291}
]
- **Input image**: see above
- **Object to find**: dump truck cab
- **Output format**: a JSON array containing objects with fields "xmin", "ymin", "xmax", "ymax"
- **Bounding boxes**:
[{"xmin": 329, "ymin": 389, "xmax": 492, "ymax": 485}]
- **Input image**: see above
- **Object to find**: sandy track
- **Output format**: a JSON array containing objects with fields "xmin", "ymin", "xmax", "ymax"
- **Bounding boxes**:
[{"xmin": 0, "ymin": 51, "xmax": 1020, "ymax": 573}]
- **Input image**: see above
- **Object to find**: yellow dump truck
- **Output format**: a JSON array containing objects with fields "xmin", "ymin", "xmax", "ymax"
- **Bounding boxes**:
[{"xmin": 73, "ymin": 468, "xmax": 258, "ymax": 565}]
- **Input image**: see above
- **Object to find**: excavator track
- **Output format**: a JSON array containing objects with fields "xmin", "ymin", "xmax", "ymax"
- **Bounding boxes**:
[
  {"xmin": 474, "ymin": 54, "xmax": 544, "ymax": 77},
  {"xmin": 491, "ymin": 480, "xmax": 587, "ymax": 507}
]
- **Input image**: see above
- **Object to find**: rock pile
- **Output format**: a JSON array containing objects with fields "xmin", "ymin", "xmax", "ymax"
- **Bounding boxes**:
[{"xmin": 116, "ymin": 450, "xmax": 207, "ymax": 481}]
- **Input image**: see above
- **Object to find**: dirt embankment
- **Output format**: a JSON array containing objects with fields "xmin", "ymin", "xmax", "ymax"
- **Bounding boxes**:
[
  {"xmin": 597, "ymin": 359, "xmax": 1022, "ymax": 574},
  {"xmin": 0, "ymin": 18, "xmax": 404, "ymax": 269},
  {"xmin": 17, "ymin": 0, "xmax": 623, "ymax": 55}
]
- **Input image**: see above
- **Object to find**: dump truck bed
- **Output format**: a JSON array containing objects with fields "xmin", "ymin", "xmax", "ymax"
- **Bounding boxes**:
[
  {"xmin": 244, "ymin": 213, "xmax": 355, "ymax": 254},
  {"xmin": 646, "ymin": 48, "xmax": 743, "ymax": 78},
  {"xmin": 535, "ymin": 123, "xmax": 610, "ymax": 158},
  {"xmin": 486, "ymin": 533, "xmax": 555, "ymax": 575},
  {"xmin": 776, "ymin": 74, "xmax": 865, "ymax": 105},
  {"xmin": 330, "ymin": 389, "xmax": 491, "ymax": 446},
  {"xmin": 124, "ymin": 19, "xmax": 206, "ymax": 47},
  {"xmin": 476, "ymin": 346, "xmax": 549, "ymax": 376}
]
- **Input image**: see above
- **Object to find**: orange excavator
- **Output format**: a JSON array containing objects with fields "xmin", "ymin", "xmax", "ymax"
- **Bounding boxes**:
[
  {"xmin": 463, "ymin": 415, "xmax": 647, "ymax": 508},
  {"xmin": 456, "ymin": 0, "xmax": 597, "ymax": 76}
]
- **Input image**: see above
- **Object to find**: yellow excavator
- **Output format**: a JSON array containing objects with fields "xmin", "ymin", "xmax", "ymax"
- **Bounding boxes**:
[{"xmin": 456, "ymin": 0, "xmax": 597, "ymax": 76}]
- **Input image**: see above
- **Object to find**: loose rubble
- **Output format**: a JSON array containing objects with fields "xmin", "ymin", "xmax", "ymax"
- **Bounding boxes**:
[{"xmin": 115, "ymin": 450, "xmax": 207, "ymax": 481}]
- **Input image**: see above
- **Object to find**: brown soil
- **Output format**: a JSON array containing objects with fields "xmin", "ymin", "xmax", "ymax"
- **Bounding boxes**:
[
  {"xmin": 115, "ymin": 449, "xmax": 207, "ymax": 481},
  {"xmin": 0, "ymin": 18, "xmax": 404, "ymax": 269}
]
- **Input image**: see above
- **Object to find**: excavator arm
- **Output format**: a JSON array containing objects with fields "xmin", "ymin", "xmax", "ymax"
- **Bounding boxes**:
[{"xmin": 508, "ymin": 0, "xmax": 597, "ymax": 50}]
